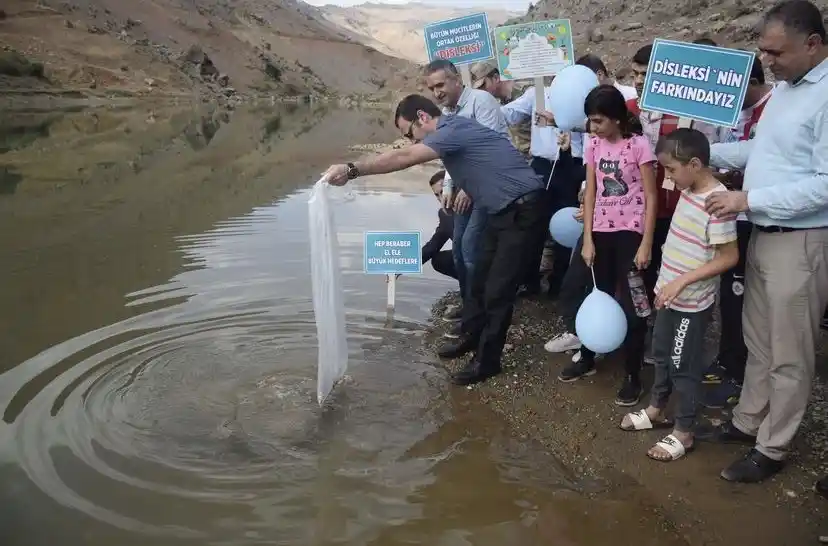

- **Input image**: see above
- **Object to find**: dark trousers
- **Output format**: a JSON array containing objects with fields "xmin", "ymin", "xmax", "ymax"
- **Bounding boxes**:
[
  {"xmin": 644, "ymin": 217, "xmax": 672, "ymax": 303},
  {"xmin": 580, "ymin": 230, "xmax": 648, "ymax": 377},
  {"xmin": 462, "ymin": 193, "xmax": 546, "ymax": 369},
  {"xmin": 560, "ymin": 234, "xmax": 589, "ymax": 333},
  {"xmin": 431, "ymin": 249, "xmax": 458, "ymax": 280},
  {"xmin": 522, "ymin": 152, "xmax": 580, "ymax": 292},
  {"xmin": 651, "ymin": 306, "xmax": 714, "ymax": 432},
  {"xmin": 716, "ymin": 220, "xmax": 752, "ymax": 383}
]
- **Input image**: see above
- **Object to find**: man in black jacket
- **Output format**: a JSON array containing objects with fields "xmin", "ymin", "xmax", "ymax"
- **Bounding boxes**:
[{"xmin": 422, "ymin": 170, "xmax": 457, "ymax": 281}]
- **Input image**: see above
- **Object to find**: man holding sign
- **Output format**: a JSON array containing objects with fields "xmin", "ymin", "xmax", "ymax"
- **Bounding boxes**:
[
  {"xmin": 323, "ymin": 94, "xmax": 545, "ymax": 386},
  {"xmin": 698, "ymin": 0, "xmax": 828, "ymax": 484}
]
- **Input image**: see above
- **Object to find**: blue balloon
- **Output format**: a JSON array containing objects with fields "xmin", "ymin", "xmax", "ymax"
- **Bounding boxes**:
[
  {"xmin": 548, "ymin": 65, "xmax": 600, "ymax": 131},
  {"xmin": 575, "ymin": 288, "xmax": 628, "ymax": 354},
  {"xmin": 549, "ymin": 206, "xmax": 583, "ymax": 248}
]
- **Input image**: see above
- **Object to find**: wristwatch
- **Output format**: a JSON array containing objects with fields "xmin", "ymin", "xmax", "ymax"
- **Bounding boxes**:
[{"xmin": 346, "ymin": 162, "xmax": 360, "ymax": 180}]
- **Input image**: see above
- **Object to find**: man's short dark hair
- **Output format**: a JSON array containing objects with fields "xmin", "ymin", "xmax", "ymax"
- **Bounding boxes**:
[
  {"xmin": 429, "ymin": 170, "xmax": 446, "ymax": 186},
  {"xmin": 576, "ymin": 54, "xmax": 608, "ymax": 75},
  {"xmin": 693, "ymin": 37, "xmax": 718, "ymax": 46},
  {"xmin": 750, "ymin": 57, "xmax": 766, "ymax": 84},
  {"xmin": 765, "ymin": 0, "xmax": 826, "ymax": 42},
  {"xmin": 655, "ymin": 128, "xmax": 711, "ymax": 166},
  {"xmin": 394, "ymin": 94, "xmax": 441, "ymax": 128},
  {"xmin": 632, "ymin": 44, "xmax": 653, "ymax": 65},
  {"xmin": 423, "ymin": 59, "xmax": 460, "ymax": 76}
]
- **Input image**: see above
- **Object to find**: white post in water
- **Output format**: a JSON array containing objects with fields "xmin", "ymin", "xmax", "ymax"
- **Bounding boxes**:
[{"xmin": 386, "ymin": 274, "xmax": 397, "ymax": 312}]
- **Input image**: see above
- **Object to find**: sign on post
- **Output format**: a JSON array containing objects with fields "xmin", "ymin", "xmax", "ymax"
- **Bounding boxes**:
[
  {"xmin": 423, "ymin": 13, "xmax": 493, "ymax": 66},
  {"xmin": 639, "ymin": 39, "xmax": 755, "ymax": 127},
  {"xmin": 364, "ymin": 231, "xmax": 422, "ymax": 275},
  {"xmin": 493, "ymin": 19, "xmax": 574, "ymax": 81}
]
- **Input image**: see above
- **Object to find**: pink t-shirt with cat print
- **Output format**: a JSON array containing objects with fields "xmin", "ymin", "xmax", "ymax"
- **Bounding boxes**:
[{"xmin": 584, "ymin": 134, "xmax": 655, "ymax": 234}]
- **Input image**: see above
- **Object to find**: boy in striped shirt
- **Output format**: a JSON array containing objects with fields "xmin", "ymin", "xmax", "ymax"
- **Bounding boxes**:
[{"xmin": 619, "ymin": 129, "xmax": 738, "ymax": 462}]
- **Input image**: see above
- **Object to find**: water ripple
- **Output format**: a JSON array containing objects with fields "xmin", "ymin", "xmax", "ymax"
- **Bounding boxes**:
[{"xmin": 0, "ymin": 187, "xmax": 457, "ymax": 544}]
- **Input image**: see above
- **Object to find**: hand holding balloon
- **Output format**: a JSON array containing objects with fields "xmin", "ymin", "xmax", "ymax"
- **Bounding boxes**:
[{"xmin": 548, "ymin": 206, "xmax": 583, "ymax": 248}]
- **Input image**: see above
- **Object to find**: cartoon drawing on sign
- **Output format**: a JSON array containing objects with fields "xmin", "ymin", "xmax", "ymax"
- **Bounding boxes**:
[
  {"xmin": 598, "ymin": 158, "xmax": 629, "ymax": 197},
  {"xmin": 494, "ymin": 19, "xmax": 574, "ymax": 81}
]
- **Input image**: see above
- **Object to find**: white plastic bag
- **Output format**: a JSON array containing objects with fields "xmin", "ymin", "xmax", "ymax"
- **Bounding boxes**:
[{"xmin": 308, "ymin": 178, "xmax": 349, "ymax": 406}]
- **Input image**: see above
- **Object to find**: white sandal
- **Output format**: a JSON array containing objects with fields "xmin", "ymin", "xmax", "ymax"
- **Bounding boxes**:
[
  {"xmin": 619, "ymin": 409, "xmax": 673, "ymax": 431},
  {"xmin": 647, "ymin": 434, "xmax": 694, "ymax": 462}
]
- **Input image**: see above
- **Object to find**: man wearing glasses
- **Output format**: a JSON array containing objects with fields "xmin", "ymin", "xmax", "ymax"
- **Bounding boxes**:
[{"xmin": 323, "ymin": 94, "xmax": 544, "ymax": 386}]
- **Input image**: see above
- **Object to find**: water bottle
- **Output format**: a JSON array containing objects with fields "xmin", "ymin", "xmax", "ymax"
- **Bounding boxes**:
[{"xmin": 627, "ymin": 267, "xmax": 651, "ymax": 318}]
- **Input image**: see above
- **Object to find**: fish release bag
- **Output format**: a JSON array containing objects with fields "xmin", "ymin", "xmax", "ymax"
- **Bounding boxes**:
[{"xmin": 308, "ymin": 178, "xmax": 349, "ymax": 406}]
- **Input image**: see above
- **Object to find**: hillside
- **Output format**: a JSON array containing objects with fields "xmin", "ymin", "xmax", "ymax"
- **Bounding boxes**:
[
  {"xmin": 0, "ymin": 0, "xmax": 419, "ymax": 103},
  {"xmin": 316, "ymin": 2, "xmax": 521, "ymax": 63},
  {"xmin": 509, "ymin": 0, "xmax": 828, "ymax": 80}
]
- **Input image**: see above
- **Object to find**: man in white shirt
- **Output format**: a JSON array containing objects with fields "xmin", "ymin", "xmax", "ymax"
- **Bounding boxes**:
[{"xmin": 701, "ymin": 0, "xmax": 828, "ymax": 484}]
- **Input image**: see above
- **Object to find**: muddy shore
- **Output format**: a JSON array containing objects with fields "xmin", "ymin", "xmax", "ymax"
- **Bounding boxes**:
[{"xmin": 424, "ymin": 290, "xmax": 828, "ymax": 545}]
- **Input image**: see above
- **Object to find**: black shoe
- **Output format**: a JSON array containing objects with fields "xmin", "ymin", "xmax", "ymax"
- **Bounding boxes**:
[
  {"xmin": 442, "ymin": 305, "xmax": 463, "ymax": 322},
  {"xmin": 442, "ymin": 321, "xmax": 463, "ymax": 339},
  {"xmin": 558, "ymin": 357, "xmax": 596, "ymax": 382},
  {"xmin": 815, "ymin": 475, "xmax": 828, "ymax": 499},
  {"xmin": 437, "ymin": 336, "xmax": 476, "ymax": 359},
  {"xmin": 615, "ymin": 375, "xmax": 642, "ymax": 407},
  {"xmin": 451, "ymin": 360, "xmax": 501, "ymax": 386},
  {"xmin": 720, "ymin": 448, "xmax": 784, "ymax": 483},
  {"xmin": 695, "ymin": 419, "xmax": 757, "ymax": 445}
]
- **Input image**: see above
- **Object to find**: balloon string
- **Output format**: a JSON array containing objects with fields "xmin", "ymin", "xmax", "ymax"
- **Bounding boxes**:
[
  {"xmin": 590, "ymin": 265, "xmax": 597, "ymax": 289},
  {"xmin": 546, "ymin": 158, "xmax": 559, "ymax": 190}
]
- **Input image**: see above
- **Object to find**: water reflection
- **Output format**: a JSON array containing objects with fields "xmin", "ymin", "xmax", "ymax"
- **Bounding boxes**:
[{"xmin": 0, "ymin": 104, "xmax": 578, "ymax": 546}]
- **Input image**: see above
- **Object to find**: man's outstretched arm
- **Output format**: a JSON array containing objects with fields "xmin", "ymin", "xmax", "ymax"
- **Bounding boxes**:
[
  {"xmin": 324, "ymin": 144, "xmax": 440, "ymax": 185},
  {"xmin": 355, "ymin": 144, "xmax": 439, "ymax": 176}
]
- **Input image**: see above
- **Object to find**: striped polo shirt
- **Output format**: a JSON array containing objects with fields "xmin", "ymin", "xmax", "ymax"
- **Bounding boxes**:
[{"xmin": 656, "ymin": 182, "xmax": 738, "ymax": 312}]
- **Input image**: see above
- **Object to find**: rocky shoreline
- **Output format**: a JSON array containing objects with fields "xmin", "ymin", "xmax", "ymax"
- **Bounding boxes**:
[{"xmin": 424, "ymin": 290, "xmax": 828, "ymax": 545}]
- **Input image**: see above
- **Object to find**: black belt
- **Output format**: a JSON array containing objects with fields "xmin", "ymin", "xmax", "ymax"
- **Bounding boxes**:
[
  {"xmin": 512, "ymin": 190, "xmax": 543, "ymax": 206},
  {"xmin": 756, "ymin": 225, "xmax": 803, "ymax": 234}
]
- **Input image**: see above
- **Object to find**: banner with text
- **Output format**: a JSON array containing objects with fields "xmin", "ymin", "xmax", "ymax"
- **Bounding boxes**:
[
  {"xmin": 423, "ymin": 13, "xmax": 493, "ymax": 66},
  {"xmin": 640, "ymin": 39, "xmax": 755, "ymax": 127},
  {"xmin": 493, "ymin": 19, "xmax": 574, "ymax": 80},
  {"xmin": 364, "ymin": 231, "xmax": 422, "ymax": 275}
]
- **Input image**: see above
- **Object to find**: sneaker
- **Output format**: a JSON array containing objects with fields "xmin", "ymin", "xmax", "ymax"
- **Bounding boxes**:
[
  {"xmin": 702, "ymin": 379, "xmax": 742, "ymax": 409},
  {"xmin": 615, "ymin": 375, "xmax": 642, "ymax": 406},
  {"xmin": 442, "ymin": 304, "xmax": 463, "ymax": 322},
  {"xmin": 703, "ymin": 359, "xmax": 727, "ymax": 384},
  {"xmin": 443, "ymin": 322, "xmax": 462, "ymax": 339},
  {"xmin": 544, "ymin": 332, "xmax": 582, "ymax": 353},
  {"xmin": 437, "ymin": 336, "xmax": 476, "ymax": 359},
  {"xmin": 571, "ymin": 350, "xmax": 604, "ymax": 363},
  {"xmin": 558, "ymin": 358, "xmax": 596, "ymax": 382}
]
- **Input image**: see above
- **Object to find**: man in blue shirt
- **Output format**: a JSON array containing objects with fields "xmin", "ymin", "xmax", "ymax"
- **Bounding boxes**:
[
  {"xmin": 701, "ymin": 0, "xmax": 828, "ymax": 484},
  {"xmin": 323, "ymin": 94, "xmax": 545, "ymax": 385}
]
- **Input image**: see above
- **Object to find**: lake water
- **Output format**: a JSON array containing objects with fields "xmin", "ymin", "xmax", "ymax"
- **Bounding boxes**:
[{"xmin": 0, "ymin": 103, "xmax": 585, "ymax": 545}]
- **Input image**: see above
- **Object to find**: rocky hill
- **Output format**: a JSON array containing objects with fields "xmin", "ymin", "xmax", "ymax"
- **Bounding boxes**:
[
  {"xmin": 317, "ymin": 2, "xmax": 521, "ymax": 63},
  {"xmin": 511, "ymin": 0, "xmax": 828, "ymax": 80},
  {"xmin": 0, "ymin": 0, "xmax": 419, "ymax": 104}
]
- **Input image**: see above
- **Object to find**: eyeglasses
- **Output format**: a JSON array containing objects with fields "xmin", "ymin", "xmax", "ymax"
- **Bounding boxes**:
[{"xmin": 404, "ymin": 120, "xmax": 415, "ymax": 140}]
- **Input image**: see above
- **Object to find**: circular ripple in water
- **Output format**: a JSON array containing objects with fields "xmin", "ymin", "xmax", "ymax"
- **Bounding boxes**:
[{"xmin": 0, "ymin": 190, "xmax": 455, "ymax": 545}]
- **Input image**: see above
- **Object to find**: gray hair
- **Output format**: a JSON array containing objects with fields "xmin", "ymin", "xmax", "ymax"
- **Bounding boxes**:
[{"xmin": 423, "ymin": 59, "xmax": 460, "ymax": 77}]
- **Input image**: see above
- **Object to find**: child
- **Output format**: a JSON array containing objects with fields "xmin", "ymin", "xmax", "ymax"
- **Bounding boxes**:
[
  {"xmin": 574, "ymin": 84, "xmax": 658, "ymax": 406},
  {"xmin": 619, "ymin": 128, "xmax": 738, "ymax": 462}
]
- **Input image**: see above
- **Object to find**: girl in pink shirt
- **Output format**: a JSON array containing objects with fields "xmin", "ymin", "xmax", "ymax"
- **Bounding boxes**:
[{"xmin": 575, "ymin": 84, "xmax": 658, "ymax": 406}]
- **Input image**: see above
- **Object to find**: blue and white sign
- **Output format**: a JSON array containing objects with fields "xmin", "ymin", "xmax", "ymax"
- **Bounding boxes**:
[
  {"xmin": 640, "ymin": 39, "xmax": 755, "ymax": 127},
  {"xmin": 364, "ymin": 231, "xmax": 422, "ymax": 275},
  {"xmin": 424, "ymin": 13, "xmax": 493, "ymax": 66}
]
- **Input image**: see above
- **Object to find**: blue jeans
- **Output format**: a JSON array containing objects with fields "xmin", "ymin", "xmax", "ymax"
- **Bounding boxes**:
[{"xmin": 452, "ymin": 204, "xmax": 487, "ymax": 300}]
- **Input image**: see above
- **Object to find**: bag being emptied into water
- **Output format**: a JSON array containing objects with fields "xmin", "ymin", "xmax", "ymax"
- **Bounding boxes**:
[{"xmin": 308, "ymin": 178, "xmax": 349, "ymax": 406}]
